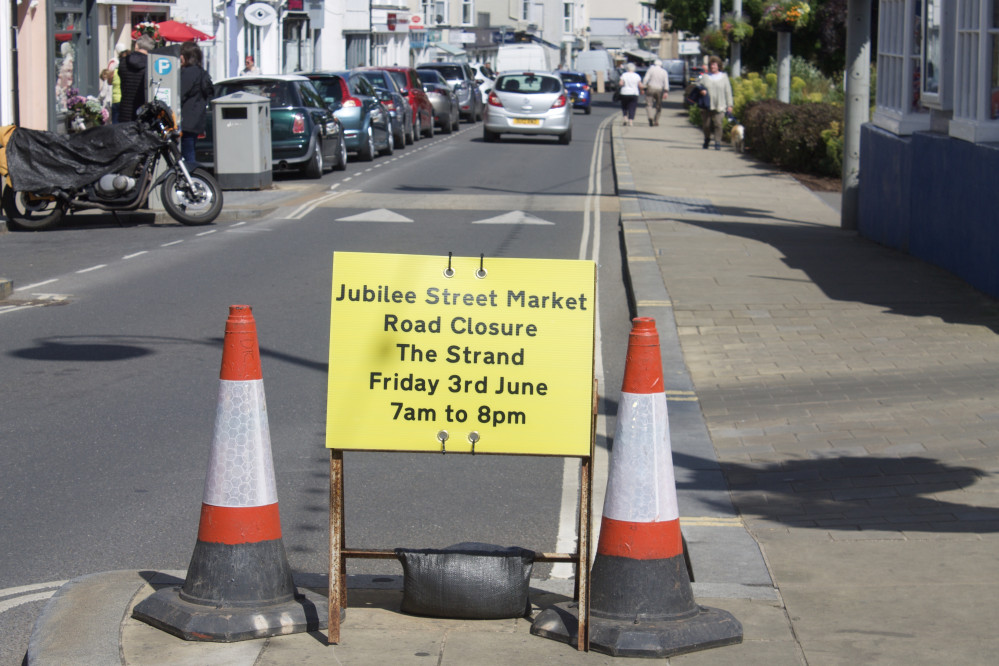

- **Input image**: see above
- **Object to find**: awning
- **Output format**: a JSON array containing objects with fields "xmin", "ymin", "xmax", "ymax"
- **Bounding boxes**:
[
  {"xmin": 624, "ymin": 49, "xmax": 658, "ymax": 63},
  {"xmin": 435, "ymin": 43, "xmax": 466, "ymax": 56}
]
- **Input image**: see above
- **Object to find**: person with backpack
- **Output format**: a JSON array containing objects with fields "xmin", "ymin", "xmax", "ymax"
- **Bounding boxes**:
[
  {"xmin": 179, "ymin": 41, "xmax": 214, "ymax": 168},
  {"xmin": 118, "ymin": 35, "xmax": 155, "ymax": 122}
]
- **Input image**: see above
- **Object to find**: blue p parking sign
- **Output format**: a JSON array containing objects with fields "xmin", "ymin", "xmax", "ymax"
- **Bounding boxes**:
[{"xmin": 154, "ymin": 58, "xmax": 172, "ymax": 75}]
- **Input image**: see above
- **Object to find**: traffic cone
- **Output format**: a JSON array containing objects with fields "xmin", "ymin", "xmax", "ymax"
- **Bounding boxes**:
[
  {"xmin": 133, "ymin": 305, "xmax": 329, "ymax": 641},
  {"xmin": 532, "ymin": 317, "xmax": 743, "ymax": 657}
]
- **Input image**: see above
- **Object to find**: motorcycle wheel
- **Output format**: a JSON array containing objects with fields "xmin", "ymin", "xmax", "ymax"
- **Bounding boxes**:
[
  {"xmin": 161, "ymin": 169, "xmax": 222, "ymax": 226},
  {"xmin": 2, "ymin": 187, "xmax": 66, "ymax": 231}
]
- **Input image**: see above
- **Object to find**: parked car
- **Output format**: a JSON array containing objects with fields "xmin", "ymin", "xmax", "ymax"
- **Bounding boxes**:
[
  {"xmin": 664, "ymin": 59, "xmax": 688, "ymax": 90},
  {"xmin": 417, "ymin": 61, "xmax": 483, "ymax": 122},
  {"xmin": 470, "ymin": 63, "xmax": 496, "ymax": 104},
  {"xmin": 483, "ymin": 71, "xmax": 572, "ymax": 145},
  {"xmin": 417, "ymin": 68, "xmax": 460, "ymax": 133},
  {"xmin": 304, "ymin": 72, "xmax": 393, "ymax": 161},
  {"xmin": 574, "ymin": 49, "xmax": 619, "ymax": 90},
  {"xmin": 557, "ymin": 71, "xmax": 591, "ymax": 115},
  {"xmin": 495, "ymin": 44, "xmax": 552, "ymax": 74},
  {"xmin": 352, "ymin": 68, "xmax": 414, "ymax": 146},
  {"xmin": 360, "ymin": 66, "xmax": 435, "ymax": 140},
  {"xmin": 196, "ymin": 74, "xmax": 346, "ymax": 178}
]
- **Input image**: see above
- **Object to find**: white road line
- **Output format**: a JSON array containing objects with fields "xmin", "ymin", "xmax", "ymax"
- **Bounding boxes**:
[
  {"xmin": 161, "ymin": 240, "xmax": 184, "ymax": 247},
  {"xmin": 122, "ymin": 251, "xmax": 148, "ymax": 260},
  {"xmin": 0, "ymin": 590, "xmax": 58, "ymax": 614},
  {"xmin": 287, "ymin": 188, "xmax": 359, "ymax": 221},
  {"xmin": 0, "ymin": 580, "xmax": 68, "ymax": 614},
  {"xmin": 195, "ymin": 229, "xmax": 217, "ymax": 237},
  {"xmin": 551, "ymin": 114, "xmax": 614, "ymax": 579},
  {"xmin": 0, "ymin": 580, "xmax": 68, "ymax": 598},
  {"xmin": 75, "ymin": 264, "xmax": 106, "ymax": 274},
  {"xmin": 18, "ymin": 279, "xmax": 59, "ymax": 291},
  {"xmin": 231, "ymin": 221, "xmax": 247, "ymax": 227}
]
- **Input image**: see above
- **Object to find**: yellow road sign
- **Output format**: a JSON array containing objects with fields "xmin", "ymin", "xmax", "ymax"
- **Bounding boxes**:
[{"xmin": 326, "ymin": 252, "xmax": 595, "ymax": 455}]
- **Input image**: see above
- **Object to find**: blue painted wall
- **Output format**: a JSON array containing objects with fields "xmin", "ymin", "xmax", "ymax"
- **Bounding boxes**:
[{"xmin": 860, "ymin": 124, "xmax": 999, "ymax": 298}]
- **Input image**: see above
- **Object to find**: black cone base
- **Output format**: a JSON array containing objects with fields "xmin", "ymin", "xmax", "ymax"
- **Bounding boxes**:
[
  {"xmin": 531, "ymin": 600, "xmax": 743, "ymax": 658},
  {"xmin": 133, "ymin": 584, "xmax": 339, "ymax": 642}
]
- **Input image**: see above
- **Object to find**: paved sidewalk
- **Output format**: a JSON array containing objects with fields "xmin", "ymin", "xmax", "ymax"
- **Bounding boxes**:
[
  {"xmin": 25, "ymin": 104, "xmax": 999, "ymax": 664},
  {"xmin": 619, "ymin": 103, "xmax": 999, "ymax": 664}
]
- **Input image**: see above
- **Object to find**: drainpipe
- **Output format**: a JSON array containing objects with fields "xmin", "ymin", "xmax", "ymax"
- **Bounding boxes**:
[{"xmin": 841, "ymin": 0, "xmax": 871, "ymax": 231}]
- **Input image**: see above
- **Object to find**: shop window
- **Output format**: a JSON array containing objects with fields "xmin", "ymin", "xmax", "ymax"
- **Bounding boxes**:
[
  {"xmin": 874, "ymin": 0, "xmax": 930, "ymax": 134},
  {"xmin": 461, "ymin": 0, "xmax": 474, "ymax": 25},
  {"xmin": 949, "ymin": 0, "xmax": 999, "ymax": 141}
]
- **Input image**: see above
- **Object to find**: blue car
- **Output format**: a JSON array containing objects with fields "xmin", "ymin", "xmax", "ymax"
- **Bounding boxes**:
[
  {"xmin": 304, "ymin": 71, "xmax": 393, "ymax": 161},
  {"xmin": 558, "ymin": 71, "xmax": 592, "ymax": 115}
]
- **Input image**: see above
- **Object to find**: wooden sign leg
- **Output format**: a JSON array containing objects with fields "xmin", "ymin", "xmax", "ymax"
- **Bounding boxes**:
[{"xmin": 328, "ymin": 449, "xmax": 344, "ymax": 644}]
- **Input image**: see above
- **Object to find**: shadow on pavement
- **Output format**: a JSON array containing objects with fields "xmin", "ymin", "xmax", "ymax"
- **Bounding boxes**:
[
  {"xmin": 668, "ymin": 217, "xmax": 999, "ymax": 333},
  {"xmin": 674, "ymin": 451, "xmax": 999, "ymax": 533}
]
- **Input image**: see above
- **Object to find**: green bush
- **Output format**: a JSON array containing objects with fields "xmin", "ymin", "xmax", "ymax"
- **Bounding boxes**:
[
  {"xmin": 820, "ymin": 121, "xmax": 844, "ymax": 175},
  {"xmin": 743, "ymin": 98, "xmax": 843, "ymax": 176}
]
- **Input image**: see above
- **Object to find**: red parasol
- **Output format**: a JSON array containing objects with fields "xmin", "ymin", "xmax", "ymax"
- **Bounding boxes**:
[{"xmin": 154, "ymin": 20, "xmax": 215, "ymax": 43}]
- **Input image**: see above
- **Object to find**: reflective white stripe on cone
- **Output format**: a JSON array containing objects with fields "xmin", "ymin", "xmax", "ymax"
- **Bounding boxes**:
[
  {"xmin": 531, "ymin": 317, "xmax": 742, "ymax": 657},
  {"xmin": 132, "ymin": 305, "xmax": 329, "ymax": 642}
]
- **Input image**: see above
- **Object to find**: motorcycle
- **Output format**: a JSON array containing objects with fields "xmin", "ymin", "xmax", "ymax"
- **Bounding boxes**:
[{"xmin": 0, "ymin": 100, "xmax": 222, "ymax": 231}]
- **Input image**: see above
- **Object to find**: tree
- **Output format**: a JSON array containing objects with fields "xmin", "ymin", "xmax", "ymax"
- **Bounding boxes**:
[{"xmin": 654, "ymin": 0, "xmax": 720, "ymax": 36}]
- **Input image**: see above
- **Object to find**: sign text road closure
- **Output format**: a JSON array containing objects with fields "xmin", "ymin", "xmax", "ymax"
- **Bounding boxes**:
[{"xmin": 326, "ymin": 252, "xmax": 595, "ymax": 456}]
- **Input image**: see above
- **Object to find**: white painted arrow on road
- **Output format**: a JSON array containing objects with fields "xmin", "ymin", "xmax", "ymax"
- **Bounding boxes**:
[
  {"xmin": 471, "ymin": 210, "xmax": 554, "ymax": 225},
  {"xmin": 335, "ymin": 209, "xmax": 414, "ymax": 223}
]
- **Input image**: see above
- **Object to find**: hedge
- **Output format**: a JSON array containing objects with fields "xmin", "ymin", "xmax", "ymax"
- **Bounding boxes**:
[{"xmin": 742, "ymin": 99, "xmax": 843, "ymax": 176}]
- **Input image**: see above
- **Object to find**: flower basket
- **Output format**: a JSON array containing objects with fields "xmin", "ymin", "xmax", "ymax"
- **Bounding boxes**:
[
  {"xmin": 65, "ymin": 88, "xmax": 110, "ymax": 133},
  {"xmin": 131, "ymin": 21, "xmax": 167, "ymax": 48},
  {"xmin": 760, "ymin": 1, "xmax": 811, "ymax": 32},
  {"xmin": 721, "ymin": 15, "xmax": 754, "ymax": 43},
  {"xmin": 700, "ymin": 27, "xmax": 730, "ymax": 56}
]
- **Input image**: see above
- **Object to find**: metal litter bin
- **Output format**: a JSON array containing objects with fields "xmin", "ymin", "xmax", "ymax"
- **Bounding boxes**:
[{"xmin": 211, "ymin": 92, "xmax": 272, "ymax": 190}]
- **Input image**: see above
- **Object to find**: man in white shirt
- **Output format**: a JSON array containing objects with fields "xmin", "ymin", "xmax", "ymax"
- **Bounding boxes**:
[{"xmin": 642, "ymin": 59, "xmax": 670, "ymax": 127}]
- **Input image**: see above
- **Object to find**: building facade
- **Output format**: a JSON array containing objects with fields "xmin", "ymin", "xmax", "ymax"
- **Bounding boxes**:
[{"xmin": 862, "ymin": 0, "xmax": 999, "ymax": 298}]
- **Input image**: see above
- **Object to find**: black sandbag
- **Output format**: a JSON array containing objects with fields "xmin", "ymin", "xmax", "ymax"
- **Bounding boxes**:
[
  {"xmin": 395, "ymin": 542, "xmax": 535, "ymax": 619},
  {"xmin": 5, "ymin": 122, "xmax": 162, "ymax": 194}
]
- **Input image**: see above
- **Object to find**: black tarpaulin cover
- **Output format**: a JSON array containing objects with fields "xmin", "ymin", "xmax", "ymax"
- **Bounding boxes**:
[{"xmin": 5, "ymin": 122, "xmax": 163, "ymax": 195}]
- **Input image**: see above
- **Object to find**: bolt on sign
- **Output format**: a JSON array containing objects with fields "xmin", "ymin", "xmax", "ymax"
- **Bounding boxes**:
[{"xmin": 326, "ymin": 252, "xmax": 596, "ymax": 456}]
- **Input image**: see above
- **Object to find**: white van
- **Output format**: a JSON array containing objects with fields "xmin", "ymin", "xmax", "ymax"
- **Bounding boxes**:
[
  {"xmin": 495, "ymin": 44, "xmax": 551, "ymax": 73},
  {"xmin": 574, "ymin": 50, "xmax": 620, "ymax": 90}
]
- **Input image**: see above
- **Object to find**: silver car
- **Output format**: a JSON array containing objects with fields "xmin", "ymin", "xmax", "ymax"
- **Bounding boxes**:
[{"xmin": 482, "ymin": 72, "xmax": 572, "ymax": 145}]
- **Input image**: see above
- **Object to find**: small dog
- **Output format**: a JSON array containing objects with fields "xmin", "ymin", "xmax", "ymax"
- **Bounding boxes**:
[{"xmin": 731, "ymin": 124, "xmax": 745, "ymax": 153}]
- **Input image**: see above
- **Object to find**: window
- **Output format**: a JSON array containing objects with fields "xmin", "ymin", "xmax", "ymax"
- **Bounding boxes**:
[
  {"xmin": 461, "ymin": 0, "xmax": 473, "ymax": 25},
  {"xmin": 641, "ymin": 3, "xmax": 661, "ymax": 33},
  {"xmin": 874, "ymin": 0, "xmax": 930, "ymax": 134},
  {"xmin": 522, "ymin": 0, "xmax": 530, "ymax": 21},
  {"xmin": 423, "ymin": 1, "xmax": 448, "ymax": 26},
  {"xmin": 563, "ymin": 1, "xmax": 573, "ymax": 33},
  {"xmin": 949, "ymin": 0, "xmax": 999, "ymax": 141},
  {"xmin": 923, "ymin": 0, "xmax": 943, "ymax": 96}
]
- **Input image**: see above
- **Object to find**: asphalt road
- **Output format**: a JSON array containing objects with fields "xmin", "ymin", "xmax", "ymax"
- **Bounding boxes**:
[{"xmin": 0, "ymin": 101, "xmax": 632, "ymax": 665}]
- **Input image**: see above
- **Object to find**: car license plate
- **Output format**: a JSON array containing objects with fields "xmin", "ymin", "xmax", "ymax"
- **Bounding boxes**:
[{"xmin": 512, "ymin": 118, "xmax": 540, "ymax": 126}]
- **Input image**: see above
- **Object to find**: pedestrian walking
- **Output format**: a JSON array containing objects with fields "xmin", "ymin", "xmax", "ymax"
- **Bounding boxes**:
[
  {"xmin": 698, "ymin": 56, "xmax": 734, "ymax": 150},
  {"xmin": 98, "ymin": 68, "xmax": 114, "ymax": 112},
  {"xmin": 240, "ymin": 55, "xmax": 261, "ymax": 76},
  {"xmin": 179, "ymin": 41, "xmax": 214, "ymax": 168},
  {"xmin": 642, "ymin": 59, "xmax": 670, "ymax": 126},
  {"xmin": 109, "ymin": 57, "xmax": 123, "ymax": 123},
  {"xmin": 618, "ymin": 63, "xmax": 643, "ymax": 127},
  {"xmin": 118, "ymin": 35, "xmax": 155, "ymax": 123}
]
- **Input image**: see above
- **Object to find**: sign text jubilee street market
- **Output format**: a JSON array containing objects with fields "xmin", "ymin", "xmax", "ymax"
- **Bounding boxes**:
[{"xmin": 327, "ymin": 253, "xmax": 595, "ymax": 455}]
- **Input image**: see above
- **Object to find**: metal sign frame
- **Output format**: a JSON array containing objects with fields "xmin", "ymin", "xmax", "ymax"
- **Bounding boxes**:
[{"xmin": 327, "ymin": 381, "xmax": 594, "ymax": 650}]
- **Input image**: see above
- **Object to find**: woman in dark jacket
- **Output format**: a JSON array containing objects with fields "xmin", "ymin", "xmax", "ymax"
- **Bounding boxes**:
[
  {"xmin": 179, "ymin": 41, "xmax": 214, "ymax": 167},
  {"xmin": 117, "ymin": 35, "xmax": 155, "ymax": 122}
]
